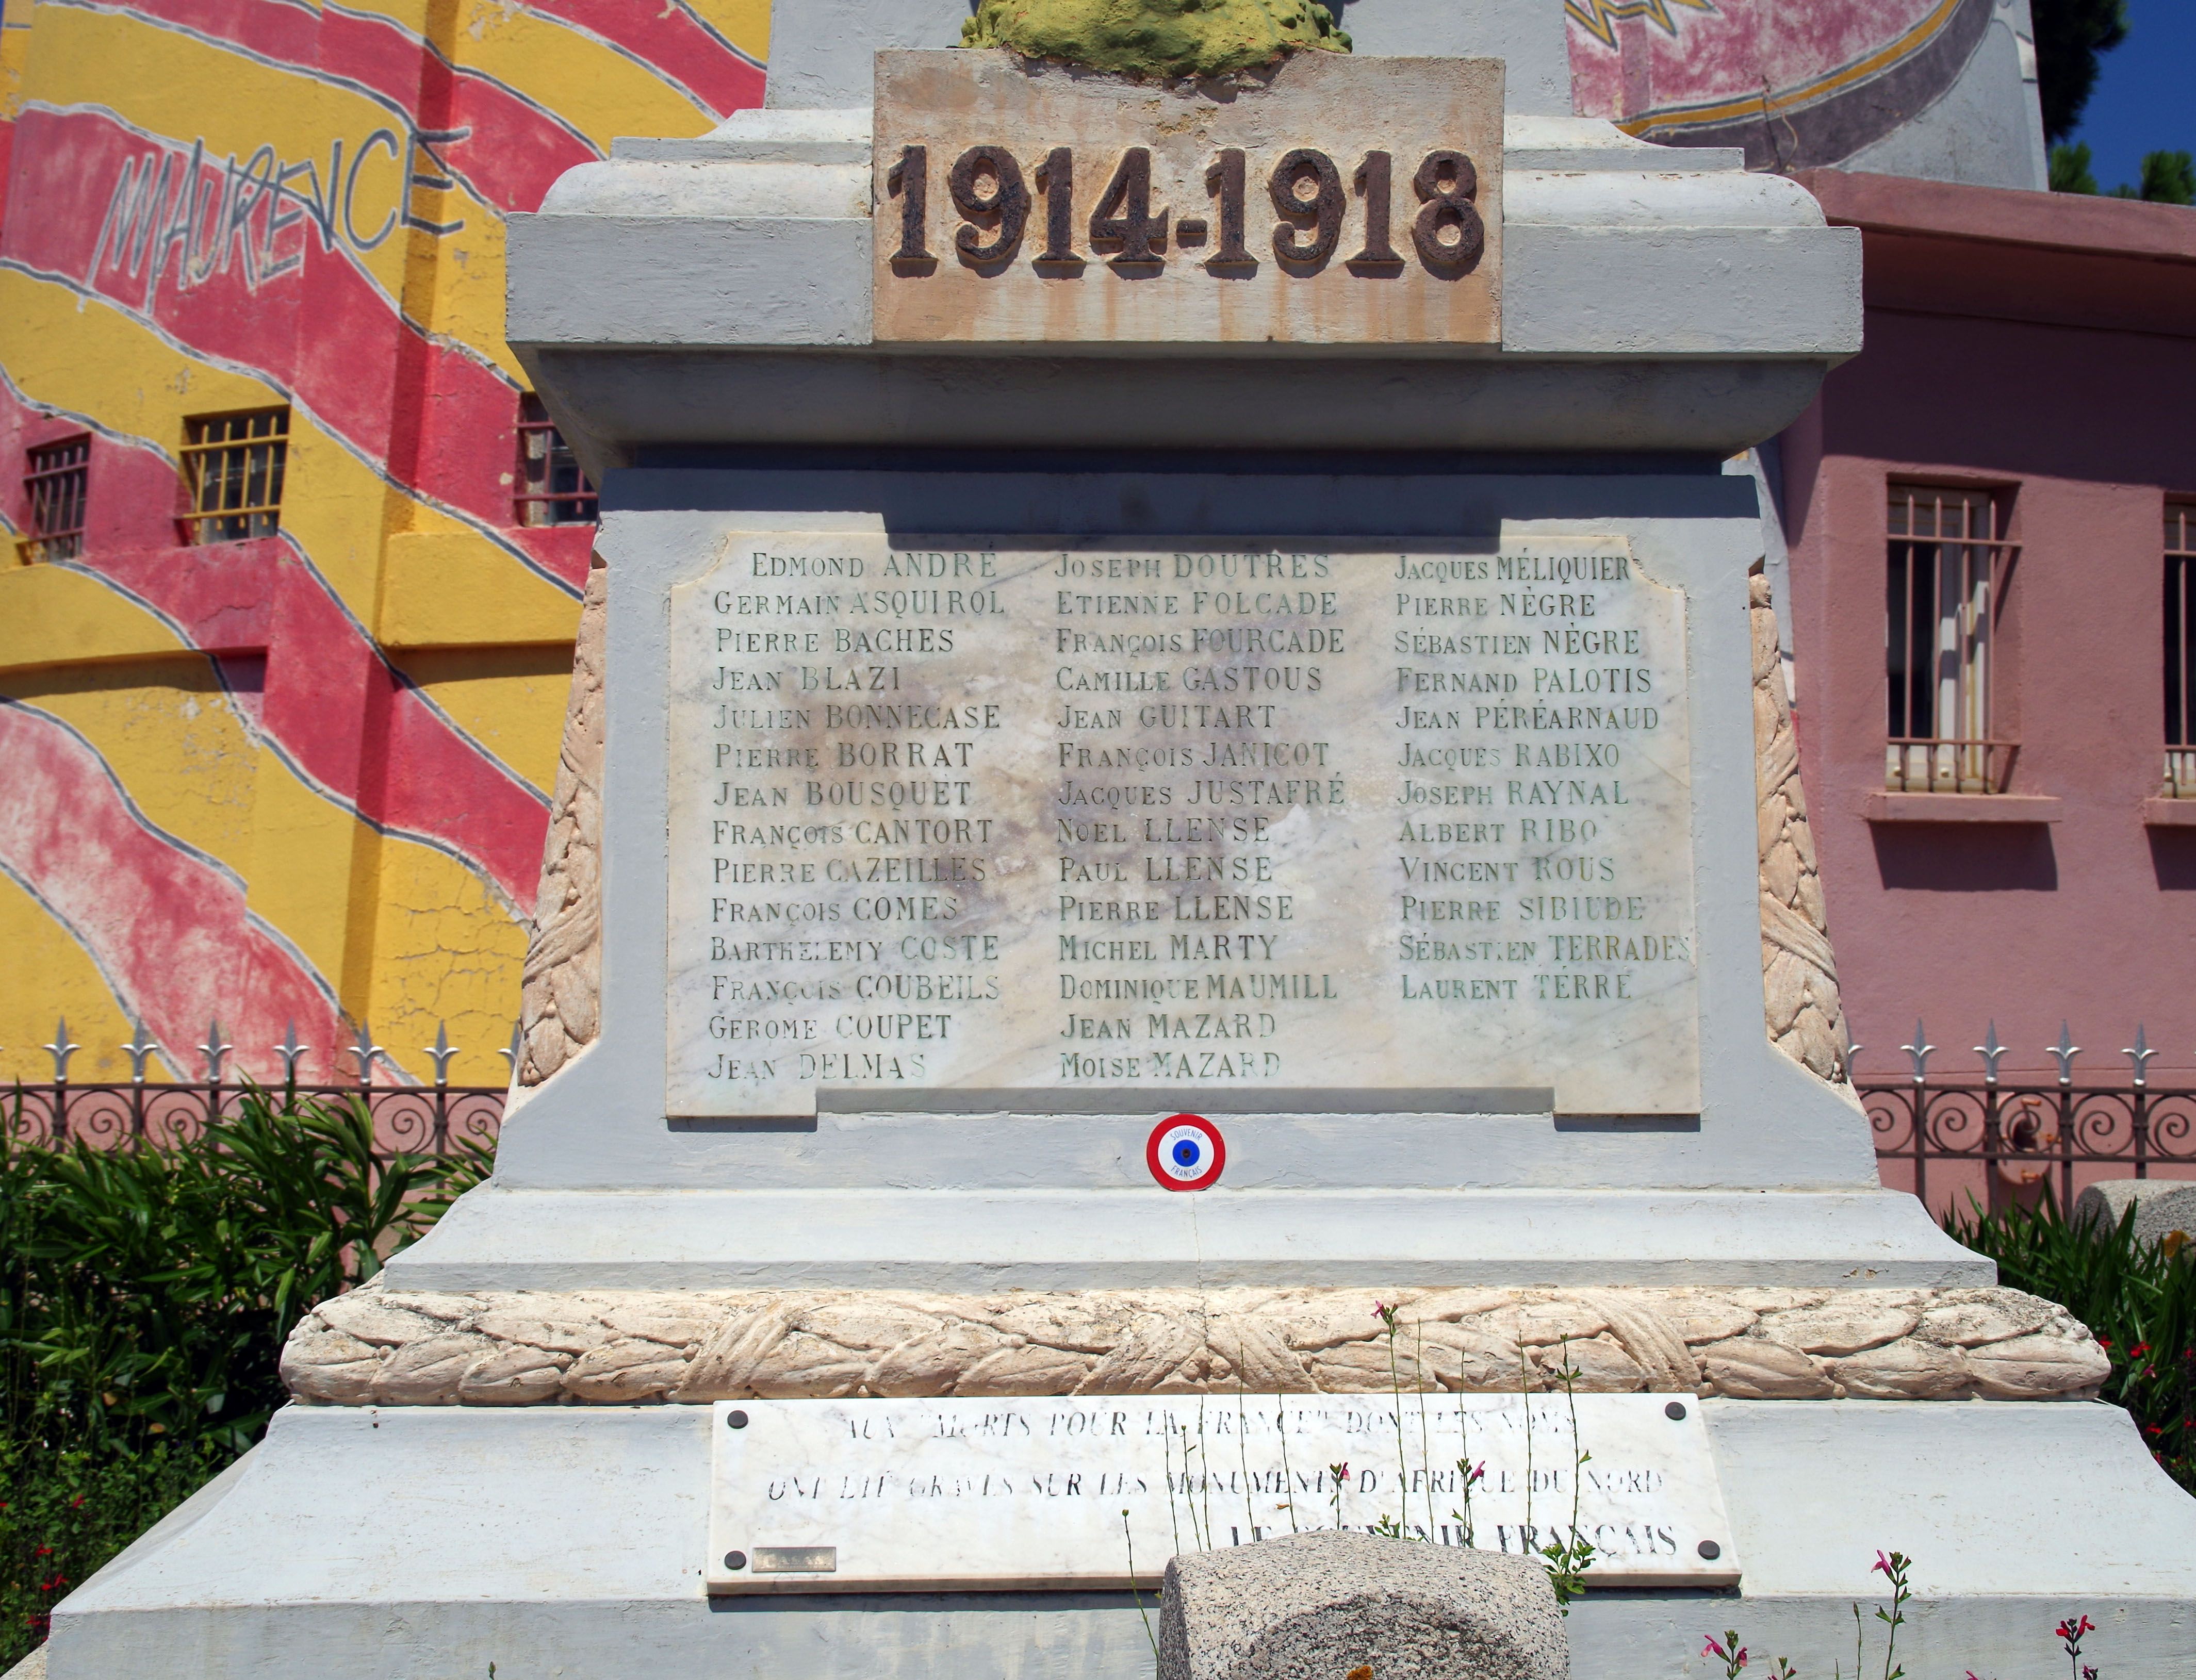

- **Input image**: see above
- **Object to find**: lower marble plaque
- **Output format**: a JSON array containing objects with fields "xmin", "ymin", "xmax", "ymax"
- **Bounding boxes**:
[
  {"xmin": 668, "ymin": 534, "xmax": 1699, "ymax": 1116},
  {"xmin": 706, "ymin": 1394, "xmax": 1741, "ymax": 1593}
]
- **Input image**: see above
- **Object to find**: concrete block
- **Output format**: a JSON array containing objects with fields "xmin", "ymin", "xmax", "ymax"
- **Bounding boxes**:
[
  {"xmin": 2074, "ymin": 1179, "xmax": 2196, "ymax": 1251},
  {"xmin": 1159, "ymin": 1530, "xmax": 1565, "ymax": 1680}
]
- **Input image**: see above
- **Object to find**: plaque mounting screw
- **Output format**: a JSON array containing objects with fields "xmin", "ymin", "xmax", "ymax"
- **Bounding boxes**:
[
  {"xmin": 1697, "ymin": 1540, "xmax": 1722, "ymax": 1560},
  {"xmin": 1663, "ymin": 1401, "xmax": 1687, "ymax": 1420},
  {"xmin": 727, "ymin": 1409, "xmax": 749, "ymax": 1429},
  {"xmin": 723, "ymin": 1551, "xmax": 747, "ymax": 1571}
]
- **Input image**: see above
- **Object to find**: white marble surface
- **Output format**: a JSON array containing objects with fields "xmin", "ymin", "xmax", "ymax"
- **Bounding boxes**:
[
  {"xmin": 666, "ymin": 532, "xmax": 1698, "ymax": 1116},
  {"xmin": 706, "ymin": 1393, "xmax": 1739, "ymax": 1593}
]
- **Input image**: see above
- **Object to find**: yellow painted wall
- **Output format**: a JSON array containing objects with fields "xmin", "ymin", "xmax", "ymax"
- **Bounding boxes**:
[{"xmin": 0, "ymin": 0, "xmax": 766, "ymax": 1086}]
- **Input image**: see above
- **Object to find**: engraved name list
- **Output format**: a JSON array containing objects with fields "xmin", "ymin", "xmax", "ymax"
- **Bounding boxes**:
[{"xmin": 665, "ymin": 536, "xmax": 1698, "ymax": 1115}]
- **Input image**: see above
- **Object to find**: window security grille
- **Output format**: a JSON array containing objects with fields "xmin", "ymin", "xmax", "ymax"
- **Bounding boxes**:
[
  {"xmin": 2168, "ymin": 504, "xmax": 2196, "ymax": 798},
  {"xmin": 1885, "ymin": 485, "xmax": 2017, "ymax": 794},
  {"xmin": 21, "ymin": 435, "xmax": 90, "ymax": 563},
  {"xmin": 515, "ymin": 394, "xmax": 597, "ymax": 526},
  {"xmin": 181, "ymin": 409, "xmax": 289, "ymax": 544}
]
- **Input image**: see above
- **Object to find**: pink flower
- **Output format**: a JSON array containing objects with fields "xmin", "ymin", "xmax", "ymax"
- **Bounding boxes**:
[
  {"xmin": 2057, "ymin": 1615, "xmax": 2094, "ymax": 1661},
  {"xmin": 1872, "ymin": 1551, "xmax": 1893, "ymax": 1576}
]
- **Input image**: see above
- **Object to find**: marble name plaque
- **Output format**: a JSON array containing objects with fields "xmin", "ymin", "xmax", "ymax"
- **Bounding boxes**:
[
  {"xmin": 666, "ymin": 535, "xmax": 1699, "ymax": 1116},
  {"xmin": 706, "ymin": 1394, "xmax": 1741, "ymax": 1593}
]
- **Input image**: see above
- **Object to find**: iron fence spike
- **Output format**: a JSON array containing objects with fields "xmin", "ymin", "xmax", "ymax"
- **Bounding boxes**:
[
  {"xmin": 422, "ymin": 1022, "xmax": 459, "ymax": 1086},
  {"xmin": 1899, "ymin": 1018, "xmax": 1934, "ymax": 1083},
  {"xmin": 121, "ymin": 1020, "xmax": 160, "ymax": 1084},
  {"xmin": 272, "ymin": 1019, "xmax": 308, "ymax": 1083},
  {"xmin": 2124, "ymin": 1025, "xmax": 2158, "ymax": 1090},
  {"xmin": 199, "ymin": 1017, "xmax": 234, "ymax": 1084},
  {"xmin": 349, "ymin": 1020, "xmax": 384, "ymax": 1083},
  {"xmin": 44, "ymin": 1017, "xmax": 80, "ymax": 1082},
  {"xmin": 2048, "ymin": 1022, "xmax": 2081, "ymax": 1086},
  {"xmin": 496, "ymin": 1020, "xmax": 524, "ymax": 1081},
  {"xmin": 1974, "ymin": 1022, "xmax": 2007, "ymax": 1086}
]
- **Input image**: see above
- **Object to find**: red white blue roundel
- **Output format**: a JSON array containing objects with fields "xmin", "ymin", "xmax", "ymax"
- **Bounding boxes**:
[{"xmin": 1147, "ymin": 1114, "xmax": 1225, "ymax": 1191}]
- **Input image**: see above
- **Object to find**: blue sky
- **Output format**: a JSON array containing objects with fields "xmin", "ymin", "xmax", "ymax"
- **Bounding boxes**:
[{"xmin": 2065, "ymin": 0, "xmax": 2196, "ymax": 187}]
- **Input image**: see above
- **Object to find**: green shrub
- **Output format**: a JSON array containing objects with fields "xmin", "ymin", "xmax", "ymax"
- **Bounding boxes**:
[
  {"xmin": 1946, "ymin": 1191, "xmax": 2196, "ymax": 1492},
  {"xmin": 961, "ymin": 0, "xmax": 1349, "ymax": 80},
  {"xmin": 0, "ymin": 1435, "xmax": 227, "ymax": 1657},
  {"xmin": 0, "ymin": 1086, "xmax": 484, "ymax": 1661}
]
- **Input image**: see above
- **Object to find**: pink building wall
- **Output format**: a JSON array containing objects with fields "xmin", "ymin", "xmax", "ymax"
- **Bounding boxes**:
[{"xmin": 1779, "ymin": 173, "xmax": 2196, "ymax": 1202}]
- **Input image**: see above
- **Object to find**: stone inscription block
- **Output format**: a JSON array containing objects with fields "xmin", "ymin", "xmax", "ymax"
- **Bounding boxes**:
[
  {"xmin": 664, "ymin": 535, "xmax": 1699, "ymax": 1116},
  {"xmin": 706, "ymin": 1394, "xmax": 1741, "ymax": 1593},
  {"xmin": 872, "ymin": 51, "xmax": 1502, "ymax": 344}
]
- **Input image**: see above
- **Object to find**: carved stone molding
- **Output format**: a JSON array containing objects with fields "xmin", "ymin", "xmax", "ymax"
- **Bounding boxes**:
[
  {"xmin": 1752, "ymin": 566, "xmax": 1847, "ymax": 1082},
  {"xmin": 518, "ymin": 553, "xmax": 607, "ymax": 1085},
  {"xmin": 283, "ymin": 1282, "xmax": 2107, "ymax": 1408}
]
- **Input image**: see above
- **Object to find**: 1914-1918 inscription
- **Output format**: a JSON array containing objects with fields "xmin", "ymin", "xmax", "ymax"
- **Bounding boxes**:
[
  {"xmin": 872, "ymin": 51, "xmax": 1502, "ymax": 344},
  {"xmin": 665, "ymin": 535, "xmax": 1698, "ymax": 1116}
]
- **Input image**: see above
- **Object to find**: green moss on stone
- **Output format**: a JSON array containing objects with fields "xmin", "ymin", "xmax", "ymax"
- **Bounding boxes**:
[{"xmin": 960, "ymin": 0, "xmax": 1350, "ymax": 80}]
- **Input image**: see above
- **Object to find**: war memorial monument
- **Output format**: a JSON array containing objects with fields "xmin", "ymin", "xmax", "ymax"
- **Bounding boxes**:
[{"xmin": 47, "ymin": 0, "xmax": 2196, "ymax": 1674}]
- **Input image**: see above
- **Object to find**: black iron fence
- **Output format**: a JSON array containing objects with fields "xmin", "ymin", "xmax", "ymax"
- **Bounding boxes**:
[
  {"xmin": 1857, "ymin": 1022, "xmax": 2196, "ymax": 1212},
  {"xmin": 4, "ymin": 1016, "xmax": 507, "ymax": 1157},
  {"xmin": 3, "ymin": 1079, "xmax": 505, "ymax": 1158}
]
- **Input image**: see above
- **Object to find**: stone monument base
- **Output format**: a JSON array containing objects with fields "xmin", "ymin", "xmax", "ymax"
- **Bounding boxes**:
[{"xmin": 51, "ymin": 1398, "xmax": 2196, "ymax": 1679}]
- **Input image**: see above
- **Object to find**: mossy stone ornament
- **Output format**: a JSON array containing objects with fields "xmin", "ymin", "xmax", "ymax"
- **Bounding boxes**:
[{"xmin": 960, "ymin": 0, "xmax": 1352, "ymax": 80}]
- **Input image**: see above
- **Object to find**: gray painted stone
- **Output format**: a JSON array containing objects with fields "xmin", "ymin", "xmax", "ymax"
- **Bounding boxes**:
[
  {"xmin": 371, "ymin": 476, "xmax": 1986, "ymax": 1294},
  {"xmin": 2075, "ymin": 1180, "xmax": 2196, "ymax": 1251},
  {"xmin": 506, "ymin": 218, "xmax": 872, "ymax": 349},
  {"xmin": 505, "ymin": 108, "xmax": 1862, "ymax": 469},
  {"xmin": 1158, "ymin": 1531, "xmax": 1565, "ymax": 1680},
  {"xmin": 1334, "ymin": 0, "xmax": 1570, "ymax": 118},
  {"xmin": 57, "ymin": 1401, "xmax": 2196, "ymax": 1680},
  {"xmin": 761, "ymin": 0, "xmax": 969, "ymax": 110},
  {"xmin": 1836, "ymin": 4, "xmax": 2048, "ymax": 191},
  {"xmin": 1500, "ymin": 226, "xmax": 1859, "ymax": 356},
  {"xmin": 523, "ymin": 348, "xmax": 1844, "ymax": 474}
]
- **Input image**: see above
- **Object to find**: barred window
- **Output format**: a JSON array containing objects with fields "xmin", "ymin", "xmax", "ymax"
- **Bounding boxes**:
[
  {"xmin": 181, "ymin": 408, "xmax": 288, "ymax": 544},
  {"xmin": 515, "ymin": 394, "xmax": 597, "ymax": 526},
  {"xmin": 21, "ymin": 435, "xmax": 90, "ymax": 563},
  {"xmin": 1886, "ymin": 484, "xmax": 2017, "ymax": 794},
  {"xmin": 2168, "ymin": 504, "xmax": 2196, "ymax": 798}
]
